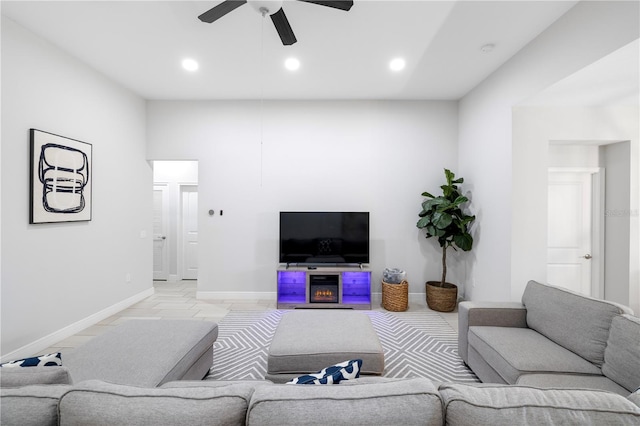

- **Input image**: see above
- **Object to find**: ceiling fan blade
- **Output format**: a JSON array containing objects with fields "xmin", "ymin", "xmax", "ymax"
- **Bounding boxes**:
[
  {"xmin": 270, "ymin": 8, "xmax": 297, "ymax": 46},
  {"xmin": 198, "ymin": 0, "xmax": 247, "ymax": 23},
  {"xmin": 297, "ymin": 0, "xmax": 353, "ymax": 11}
]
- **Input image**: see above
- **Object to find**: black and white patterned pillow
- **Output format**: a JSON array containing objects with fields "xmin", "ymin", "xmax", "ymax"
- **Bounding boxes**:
[
  {"xmin": 0, "ymin": 352, "xmax": 62, "ymax": 368},
  {"xmin": 286, "ymin": 359, "xmax": 362, "ymax": 385}
]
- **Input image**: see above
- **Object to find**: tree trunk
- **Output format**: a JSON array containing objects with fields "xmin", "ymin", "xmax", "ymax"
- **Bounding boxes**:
[{"xmin": 441, "ymin": 245, "xmax": 447, "ymax": 287}]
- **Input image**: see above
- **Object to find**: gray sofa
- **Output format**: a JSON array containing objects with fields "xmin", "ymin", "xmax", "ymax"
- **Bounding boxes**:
[
  {"xmin": 459, "ymin": 280, "xmax": 640, "ymax": 397},
  {"xmin": 2, "ymin": 376, "xmax": 640, "ymax": 425},
  {"xmin": 2, "ymin": 285, "xmax": 640, "ymax": 425}
]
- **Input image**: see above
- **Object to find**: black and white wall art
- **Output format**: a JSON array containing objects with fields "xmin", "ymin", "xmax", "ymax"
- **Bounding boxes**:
[{"xmin": 30, "ymin": 129, "xmax": 92, "ymax": 224}]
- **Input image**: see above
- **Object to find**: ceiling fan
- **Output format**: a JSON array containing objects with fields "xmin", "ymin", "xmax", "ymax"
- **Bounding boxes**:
[{"xmin": 198, "ymin": 0, "xmax": 354, "ymax": 46}]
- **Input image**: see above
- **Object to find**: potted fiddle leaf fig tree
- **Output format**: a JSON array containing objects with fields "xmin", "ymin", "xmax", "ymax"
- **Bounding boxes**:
[{"xmin": 417, "ymin": 169, "xmax": 475, "ymax": 312}]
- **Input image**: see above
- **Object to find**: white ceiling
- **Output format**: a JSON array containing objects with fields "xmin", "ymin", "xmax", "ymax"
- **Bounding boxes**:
[
  {"xmin": 1, "ymin": 0, "xmax": 608, "ymax": 101},
  {"xmin": 521, "ymin": 38, "xmax": 640, "ymax": 107}
]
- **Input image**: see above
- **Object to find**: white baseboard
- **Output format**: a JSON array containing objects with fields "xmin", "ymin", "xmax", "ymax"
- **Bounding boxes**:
[
  {"xmin": 168, "ymin": 274, "xmax": 178, "ymax": 283},
  {"xmin": 197, "ymin": 291, "xmax": 277, "ymax": 301},
  {"xmin": 1, "ymin": 287, "xmax": 155, "ymax": 363}
]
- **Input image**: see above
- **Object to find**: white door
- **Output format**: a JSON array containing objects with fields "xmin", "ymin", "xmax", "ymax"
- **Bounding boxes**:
[
  {"xmin": 181, "ymin": 186, "xmax": 198, "ymax": 280},
  {"xmin": 547, "ymin": 170, "xmax": 596, "ymax": 295},
  {"xmin": 153, "ymin": 185, "xmax": 169, "ymax": 280}
]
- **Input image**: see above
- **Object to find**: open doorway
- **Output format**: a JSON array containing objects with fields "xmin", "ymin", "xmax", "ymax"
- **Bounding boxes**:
[
  {"xmin": 546, "ymin": 141, "xmax": 634, "ymax": 305},
  {"xmin": 152, "ymin": 161, "xmax": 199, "ymax": 281}
]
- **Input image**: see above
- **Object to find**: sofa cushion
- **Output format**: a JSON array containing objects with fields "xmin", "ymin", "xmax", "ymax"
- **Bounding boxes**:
[
  {"xmin": 522, "ymin": 280, "xmax": 632, "ymax": 367},
  {"xmin": 0, "ymin": 366, "xmax": 73, "ymax": 387},
  {"xmin": 63, "ymin": 319, "xmax": 218, "ymax": 387},
  {"xmin": 602, "ymin": 314, "xmax": 640, "ymax": 393},
  {"xmin": 58, "ymin": 380, "xmax": 255, "ymax": 426},
  {"xmin": 247, "ymin": 377, "xmax": 442, "ymax": 425},
  {"xmin": 468, "ymin": 326, "xmax": 601, "ymax": 384},
  {"xmin": 439, "ymin": 383, "xmax": 640, "ymax": 426},
  {"xmin": 1, "ymin": 384, "xmax": 72, "ymax": 426},
  {"xmin": 516, "ymin": 373, "xmax": 630, "ymax": 396}
]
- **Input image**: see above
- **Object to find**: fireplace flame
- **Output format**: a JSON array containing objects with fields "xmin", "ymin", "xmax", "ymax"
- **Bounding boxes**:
[{"xmin": 313, "ymin": 289, "xmax": 335, "ymax": 301}]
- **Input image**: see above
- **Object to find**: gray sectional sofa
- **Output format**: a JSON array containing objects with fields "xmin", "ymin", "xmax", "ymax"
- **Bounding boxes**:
[
  {"xmin": 2, "ymin": 281, "xmax": 640, "ymax": 425},
  {"xmin": 2, "ymin": 376, "xmax": 640, "ymax": 425},
  {"xmin": 459, "ymin": 280, "xmax": 640, "ymax": 397}
]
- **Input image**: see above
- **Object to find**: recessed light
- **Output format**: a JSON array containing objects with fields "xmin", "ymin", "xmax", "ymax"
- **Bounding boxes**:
[
  {"xmin": 389, "ymin": 57, "xmax": 406, "ymax": 72},
  {"xmin": 182, "ymin": 58, "xmax": 199, "ymax": 72},
  {"xmin": 285, "ymin": 57, "xmax": 300, "ymax": 71}
]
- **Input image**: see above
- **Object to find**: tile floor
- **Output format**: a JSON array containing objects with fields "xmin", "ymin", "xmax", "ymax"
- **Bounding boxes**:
[{"xmin": 39, "ymin": 280, "xmax": 458, "ymax": 355}]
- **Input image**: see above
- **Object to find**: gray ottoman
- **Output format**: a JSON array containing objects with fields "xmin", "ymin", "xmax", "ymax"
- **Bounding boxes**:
[
  {"xmin": 64, "ymin": 319, "xmax": 218, "ymax": 387},
  {"xmin": 266, "ymin": 311, "xmax": 384, "ymax": 383}
]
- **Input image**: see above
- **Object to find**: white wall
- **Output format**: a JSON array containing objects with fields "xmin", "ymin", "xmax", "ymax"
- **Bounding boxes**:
[
  {"xmin": 1, "ymin": 17, "xmax": 153, "ymax": 360},
  {"xmin": 512, "ymin": 107, "xmax": 639, "ymax": 312},
  {"xmin": 601, "ymin": 142, "xmax": 635, "ymax": 308},
  {"xmin": 147, "ymin": 100, "xmax": 460, "ymax": 298},
  {"xmin": 548, "ymin": 144, "xmax": 599, "ymax": 168},
  {"xmin": 459, "ymin": 1, "xmax": 639, "ymax": 302}
]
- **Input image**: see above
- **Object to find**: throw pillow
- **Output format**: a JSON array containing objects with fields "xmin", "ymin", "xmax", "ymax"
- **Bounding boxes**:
[
  {"xmin": 0, "ymin": 352, "xmax": 62, "ymax": 368},
  {"xmin": 286, "ymin": 359, "xmax": 362, "ymax": 385}
]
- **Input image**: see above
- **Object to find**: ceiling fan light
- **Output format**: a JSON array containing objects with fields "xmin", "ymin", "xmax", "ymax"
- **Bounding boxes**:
[{"xmin": 248, "ymin": 0, "xmax": 283, "ymax": 15}]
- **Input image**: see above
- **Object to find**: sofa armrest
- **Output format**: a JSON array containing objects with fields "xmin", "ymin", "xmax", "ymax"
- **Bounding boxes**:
[{"xmin": 458, "ymin": 301, "xmax": 528, "ymax": 364}]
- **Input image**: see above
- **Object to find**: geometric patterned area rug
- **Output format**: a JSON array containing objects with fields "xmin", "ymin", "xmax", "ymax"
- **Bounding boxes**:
[{"xmin": 207, "ymin": 309, "xmax": 479, "ymax": 383}]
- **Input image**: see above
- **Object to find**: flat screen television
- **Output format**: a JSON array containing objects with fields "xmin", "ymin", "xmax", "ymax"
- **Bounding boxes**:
[{"xmin": 279, "ymin": 212, "xmax": 370, "ymax": 265}]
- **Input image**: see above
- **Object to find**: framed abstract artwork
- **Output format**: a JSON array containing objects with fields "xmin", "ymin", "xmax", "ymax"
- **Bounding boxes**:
[{"xmin": 30, "ymin": 129, "xmax": 92, "ymax": 224}]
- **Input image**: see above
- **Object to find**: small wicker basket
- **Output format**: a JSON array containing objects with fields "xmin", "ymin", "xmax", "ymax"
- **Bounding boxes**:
[
  {"xmin": 382, "ymin": 280, "xmax": 409, "ymax": 312},
  {"xmin": 425, "ymin": 281, "xmax": 458, "ymax": 312}
]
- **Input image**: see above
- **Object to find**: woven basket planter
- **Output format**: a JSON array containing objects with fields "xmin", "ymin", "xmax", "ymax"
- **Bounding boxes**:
[
  {"xmin": 382, "ymin": 280, "xmax": 409, "ymax": 312},
  {"xmin": 425, "ymin": 281, "xmax": 458, "ymax": 312}
]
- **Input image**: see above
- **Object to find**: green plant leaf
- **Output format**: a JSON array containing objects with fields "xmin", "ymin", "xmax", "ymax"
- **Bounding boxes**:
[
  {"xmin": 421, "ymin": 191, "xmax": 435, "ymax": 198},
  {"xmin": 454, "ymin": 233, "xmax": 473, "ymax": 251},
  {"xmin": 432, "ymin": 211, "xmax": 452, "ymax": 229},
  {"xmin": 452, "ymin": 195, "xmax": 469, "ymax": 206},
  {"xmin": 422, "ymin": 198, "xmax": 445, "ymax": 212},
  {"xmin": 459, "ymin": 215, "xmax": 475, "ymax": 226},
  {"xmin": 416, "ymin": 216, "xmax": 430, "ymax": 228},
  {"xmin": 444, "ymin": 169, "xmax": 454, "ymax": 185}
]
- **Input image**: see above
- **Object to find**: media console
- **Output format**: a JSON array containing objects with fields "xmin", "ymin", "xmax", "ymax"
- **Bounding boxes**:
[{"xmin": 276, "ymin": 265, "xmax": 371, "ymax": 310}]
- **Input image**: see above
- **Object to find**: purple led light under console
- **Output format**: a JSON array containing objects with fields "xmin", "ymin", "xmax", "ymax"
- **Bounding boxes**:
[
  {"xmin": 277, "ymin": 271, "xmax": 306, "ymax": 304},
  {"xmin": 276, "ymin": 268, "xmax": 371, "ymax": 309},
  {"xmin": 342, "ymin": 271, "xmax": 371, "ymax": 305}
]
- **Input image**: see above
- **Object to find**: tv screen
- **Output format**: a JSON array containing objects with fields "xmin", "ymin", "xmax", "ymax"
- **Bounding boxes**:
[{"xmin": 279, "ymin": 212, "xmax": 370, "ymax": 265}]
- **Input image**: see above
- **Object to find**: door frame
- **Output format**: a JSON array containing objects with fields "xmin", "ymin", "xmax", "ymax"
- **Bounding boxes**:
[
  {"xmin": 178, "ymin": 184, "xmax": 198, "ymax": 281},
  {"xmin": 548, "ymin": 167, "xmax": 605, "ymax": 298},
  {"xmin": 153, "ymin": 183, "xmax": 170, "ymax": 281}
]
